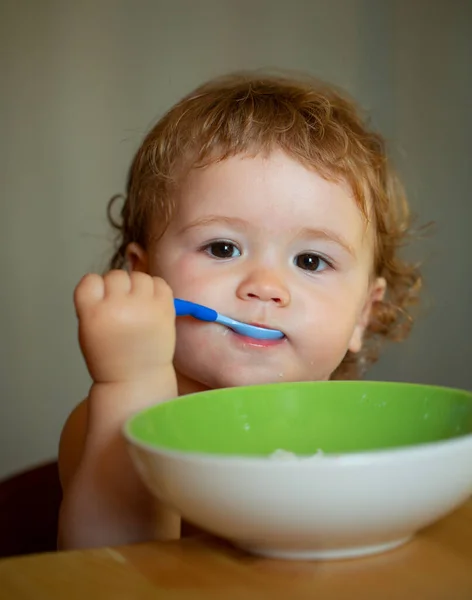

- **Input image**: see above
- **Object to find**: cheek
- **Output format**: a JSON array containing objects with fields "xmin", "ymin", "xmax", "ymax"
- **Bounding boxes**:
[
  {"xmin": 166, "ymin": 260, "xmax": 238, "ymax": 310},
  {"xmin": 173, "ymin": 324, "xmax": 202, "ymax": 367},
  {"xmin": 157, "ymin": 255, "xmax": 210, "ymax": 296},
  {"xmin": 173, "ymin": 323, "xmax": 227, "ymax": 383},
  {"xmin": 296, "ymin": 293, "xmax": 361, "ymax": 349},
  {"xmin": 175, "ymin": 321, "xmax": 207, "ymax": 346}
]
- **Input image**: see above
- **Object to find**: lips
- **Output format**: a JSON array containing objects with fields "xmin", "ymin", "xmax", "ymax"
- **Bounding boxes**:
[
  {"xmin": 248, "ymin": 322, "xmax": 286, "ymax": 336},
  {"xmin": 249, "ymin": 322, "xmax": 273, "ymax": 329}
]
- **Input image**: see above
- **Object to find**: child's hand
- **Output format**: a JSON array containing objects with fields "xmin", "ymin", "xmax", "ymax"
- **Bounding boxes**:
[{"xmin": 74, "ymin": 270, "xmax": 176, "ymax": 384}]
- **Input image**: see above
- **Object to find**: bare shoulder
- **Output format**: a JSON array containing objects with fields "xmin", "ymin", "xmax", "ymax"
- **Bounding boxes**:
[{"xmin": 58, "ymin": 397, "xmax": 89, "ymax": 491}]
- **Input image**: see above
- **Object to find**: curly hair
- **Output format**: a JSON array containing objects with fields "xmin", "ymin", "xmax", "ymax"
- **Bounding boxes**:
[{"xmin": 107, "ymin": 71, "xmax": 422, "ymax": 380}]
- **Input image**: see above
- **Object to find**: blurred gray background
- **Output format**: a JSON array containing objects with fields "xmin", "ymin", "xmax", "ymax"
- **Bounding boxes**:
[{"xmin": 1, "ymin": 0, "xmax": 471, "ymax": 478}]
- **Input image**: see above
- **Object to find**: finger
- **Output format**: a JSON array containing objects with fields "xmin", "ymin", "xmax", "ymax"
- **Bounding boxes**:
[
  {"xmin": 103, "ymin": 269, "xmax": 132, "ymax": 297},
  {"xmin": 152, "ymin": 276, "xmax": 173, "ymax": 301},
  {"xmin": 74, "ymin": 273, "xmax": 105, "ymax": 316},
  {"xmin": 129, "ymin": 271, "xmax": 155, "ymax": 296}
]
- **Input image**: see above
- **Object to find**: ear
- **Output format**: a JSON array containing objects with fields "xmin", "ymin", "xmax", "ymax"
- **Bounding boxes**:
[
  {"xmin": 125, "ymin": 242, "xmax": 149, "ymax": 273},
  {"xmin": 348, "ymin": 277, "xmax": 386, "ymax": 354}
]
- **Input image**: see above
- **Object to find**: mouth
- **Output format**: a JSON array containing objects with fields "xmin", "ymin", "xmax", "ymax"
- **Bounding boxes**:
[
  {"xmin": 230, "ymin": 327, "xmax": 287, "ymax": 348},
  {"xmin": 248, "ymin": 322, "xmax": 274, "ymax": 329},
  {"xmin": 249, "ymin": 323, "xmax": 286, "ymax": 338},
  {"xmin": 243, "ymin": 321, "xmax": 286, "ymax": 340}
]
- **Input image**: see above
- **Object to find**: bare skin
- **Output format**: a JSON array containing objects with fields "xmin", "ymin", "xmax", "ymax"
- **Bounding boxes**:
[
  {"xmin": 58, "ymin": 271, "xmax": 180, "ymax": 549},
  {"xmin": 58, "ymin": 152, "xmax": 386, "ymax": 549}
]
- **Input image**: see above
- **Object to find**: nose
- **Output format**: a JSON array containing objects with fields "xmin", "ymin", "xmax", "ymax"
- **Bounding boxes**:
[{"xmin": 236, "ymin": 268, "xmax": 291, "ymax": 307}]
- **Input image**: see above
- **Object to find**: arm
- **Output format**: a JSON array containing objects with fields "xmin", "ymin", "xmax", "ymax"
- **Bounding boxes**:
[{"xmin": 58, "ymin": 271, "xmax": 180, "ymax": 550}]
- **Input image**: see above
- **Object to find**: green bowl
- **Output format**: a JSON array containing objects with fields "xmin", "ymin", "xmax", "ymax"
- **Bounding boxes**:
[{"xmin": 125, "ymin": 381, "xmax": 472, "ymax": 560}]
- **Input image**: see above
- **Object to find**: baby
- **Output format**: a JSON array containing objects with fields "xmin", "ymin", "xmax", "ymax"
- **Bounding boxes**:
[{"xmin": 58, "ymin": 71, "xmax": 421, "ymax": 549}]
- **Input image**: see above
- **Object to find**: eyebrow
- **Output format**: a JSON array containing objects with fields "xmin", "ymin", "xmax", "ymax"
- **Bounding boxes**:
[
  {"xmin": 176, "ymin": 216, "xmax": 249, "ymax": 235},
  {"xmin": 296, "ymin": 227, "xmax": 356, "ymax": 257},
  {"xmin": 177, "ymin": 216, "xmax": 355, "ymax": 257}
]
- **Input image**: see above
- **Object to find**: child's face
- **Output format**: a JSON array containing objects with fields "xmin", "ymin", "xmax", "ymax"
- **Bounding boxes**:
[{"xmin": 131, "ymin": 150, "xmax": 385, "ymax": 392}]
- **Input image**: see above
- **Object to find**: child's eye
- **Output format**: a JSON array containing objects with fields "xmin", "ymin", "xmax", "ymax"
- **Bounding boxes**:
[
  {"xmin": 295, "ymin": 253, "xmax": 330, "ymax": 272},
  {"xmin": 204, "ymin": 241, "xmax": 241, "ymax": 259}
]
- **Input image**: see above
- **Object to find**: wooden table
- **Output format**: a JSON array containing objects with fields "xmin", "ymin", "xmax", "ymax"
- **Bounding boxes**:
[{"xmin": 1, "ymin": 499, "xmax": 471, "ymax": 600}]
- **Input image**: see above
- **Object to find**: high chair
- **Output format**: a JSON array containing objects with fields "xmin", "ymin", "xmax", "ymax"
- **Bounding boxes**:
[{"xmin": 0, "ymin": 461, "xmax": 62, "ymax": 558}]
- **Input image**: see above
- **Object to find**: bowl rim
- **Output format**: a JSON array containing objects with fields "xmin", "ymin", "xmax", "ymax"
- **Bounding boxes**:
[
  {"xmin": 123, "ymin": 380, "xmax": 472, "ymax": 467},
  {"xmin": 124, "ymin": 429, "xmax": 472, "ymax": 467}
]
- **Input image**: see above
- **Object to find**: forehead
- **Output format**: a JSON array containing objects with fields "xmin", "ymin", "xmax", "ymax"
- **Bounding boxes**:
[{"xmin": 169, "ymin": 151, "xmax": 373, "ymax": 244}]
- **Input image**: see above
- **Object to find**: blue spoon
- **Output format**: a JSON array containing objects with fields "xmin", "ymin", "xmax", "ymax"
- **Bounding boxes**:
[{"xmin": 174, "ymin": 299, "xmax": 284, "ymax": 340}]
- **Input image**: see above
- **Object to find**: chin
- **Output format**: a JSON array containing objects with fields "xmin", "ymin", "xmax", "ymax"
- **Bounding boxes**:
[
  {"xmin": 174, "ymin": 343, "xmax": 340, "ymax": 390},
  {"xmin": 199, "ymin": 369, "xmax": 323, "ymax": 390},
  {"xmin": 216, "ymin": 372, "xmax": 286, "ymax": 389},
  {"xmin": 176, "ymin": 364, "xmax": 283, "ymax": 391}
]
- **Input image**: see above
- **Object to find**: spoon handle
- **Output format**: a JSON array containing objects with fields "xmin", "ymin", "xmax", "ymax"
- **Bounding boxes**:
[{"xmin": 174, "ymin": 298, "xmax": 218, "ymax": 322}]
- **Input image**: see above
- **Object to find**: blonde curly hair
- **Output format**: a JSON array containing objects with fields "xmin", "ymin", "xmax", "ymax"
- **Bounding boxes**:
[{"xmin": 107, "ymin": 71, "xmax": 422, "ymax": 380}]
